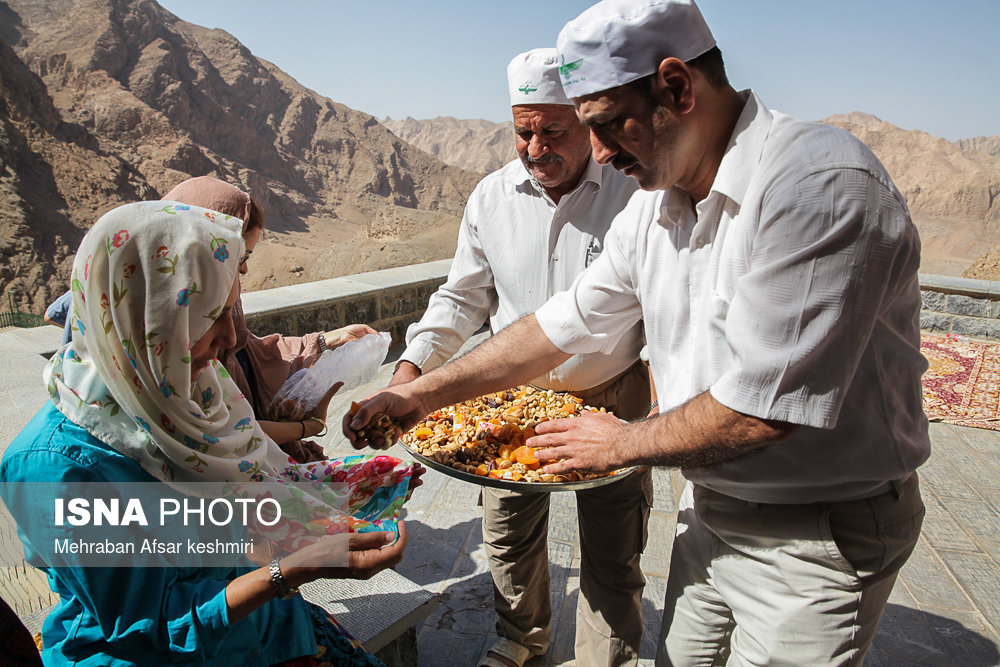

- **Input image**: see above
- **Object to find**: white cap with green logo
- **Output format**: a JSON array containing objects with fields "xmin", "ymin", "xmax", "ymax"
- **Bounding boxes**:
[
  {"xmin": 556, "ymin": 0, "xmax": 716, "ymax": 99},
  {"xmin": 507, "ymin": 48, "xmax": 572, "ymax": 107}
]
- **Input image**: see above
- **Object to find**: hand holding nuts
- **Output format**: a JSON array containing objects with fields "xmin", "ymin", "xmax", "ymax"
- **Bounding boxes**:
[{"xmin": 349, "ymin": 402, "xmax": 404, "ymax": 450}]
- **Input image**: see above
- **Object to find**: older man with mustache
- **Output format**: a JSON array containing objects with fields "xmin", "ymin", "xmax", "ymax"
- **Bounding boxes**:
[{"xmin": 389, "ymin": 49, "xmax": 652, "ymax": 667}]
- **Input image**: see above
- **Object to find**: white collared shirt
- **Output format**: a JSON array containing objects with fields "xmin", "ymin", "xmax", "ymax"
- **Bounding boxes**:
[
  {"xmin": 536, "ymin": 91, "xmax": 930, "ymax": 503},
  {"xmin": 401, "ymin": 157, "xmax": 642, "ymax": 391}
]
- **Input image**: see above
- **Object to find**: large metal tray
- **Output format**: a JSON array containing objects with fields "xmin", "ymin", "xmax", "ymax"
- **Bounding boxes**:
[{"xmin": 401, "ymin": 442, "xmax": 638, "ymax": 494}]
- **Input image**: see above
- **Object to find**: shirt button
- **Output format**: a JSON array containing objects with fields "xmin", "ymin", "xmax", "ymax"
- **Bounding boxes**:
[{"xmin": 552, "ymin": 253, "xmax": 559, "ymax": 261}]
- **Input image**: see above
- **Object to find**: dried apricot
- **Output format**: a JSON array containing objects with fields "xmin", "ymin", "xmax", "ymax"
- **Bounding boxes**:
[
  {"xmin": 513, "ymin": 446, "xmax": 540, "ymax": 469},
  {"xmin": 497, "ymin": 443, "xmax": 517, "ymax": 461}
]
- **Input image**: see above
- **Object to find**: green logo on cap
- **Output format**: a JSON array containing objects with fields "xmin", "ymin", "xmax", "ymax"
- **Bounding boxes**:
[
  {"xmin": 518, "ymin": 81, "xmax": 538, "ymax": 94},
  {"xmin": 558, "ymin": 55, "xmax": 583, "ymax": 81}
]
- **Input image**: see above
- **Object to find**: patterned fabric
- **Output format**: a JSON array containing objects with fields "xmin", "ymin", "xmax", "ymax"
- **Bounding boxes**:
[
  {"xmin": 272, "ymin": 602, "xmax": 386, "ymax": 666},
  {"xmin": 921, "ymin": 333, "xmax": 1000, "ymax": 430},
  {"xmin": 45, "ymin": 201, "xmax": 279, "ymax": 484},
  {"xmin": 43, "ymin": 202, "xmax": 411, "ymax": 547}
]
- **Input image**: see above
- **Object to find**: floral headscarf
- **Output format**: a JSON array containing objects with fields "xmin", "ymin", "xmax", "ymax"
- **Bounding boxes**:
[
  {"xmin": 44, "ymin": 201, "xmax": 412, "ymax": 545},
  {"xmin": 44, "ymin": 200, "xmax": 289, "ymax": 483}
]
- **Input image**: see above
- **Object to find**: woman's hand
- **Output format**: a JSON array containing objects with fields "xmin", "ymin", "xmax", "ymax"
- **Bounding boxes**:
[
  {"xmin": 324, "ymin": 324, "xmax": 378, "ymax": 350},
  {"xmin": 409, "ymin": 463, "xmax": 427, "ymax": 491},
  {"xmin": 304, "ymin": 381, "xmax": 343, "ymax": 432},
  {"xmin": 283, "ymin": 522, "xmax": 409, "ymax": 584},
  {"xmin": 226, "ymin": 523, "xmax": 409, "ymax": 622}
]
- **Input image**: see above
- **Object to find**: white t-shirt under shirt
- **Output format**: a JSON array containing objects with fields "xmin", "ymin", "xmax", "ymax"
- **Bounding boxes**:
[
  {"xmin": 401, "ymin": 157, "xmax": 642, "ymax": 392},
  {"xmin": 536, "ymin": 91, "xmax": 930, "ymax": 504}
]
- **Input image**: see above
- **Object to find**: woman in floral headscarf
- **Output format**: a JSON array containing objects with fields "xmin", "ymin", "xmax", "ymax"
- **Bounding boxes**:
[
  {"xmin": 162, "ymin": 175, "xmax": 376, "ymax": 464},
  {"xmin": 0, "ymin": 201, "xmax": 413, "ymax": 666}
]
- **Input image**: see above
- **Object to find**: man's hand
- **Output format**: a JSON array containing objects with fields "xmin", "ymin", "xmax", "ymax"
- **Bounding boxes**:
[
  {"xmin": 324, "ymin": 324, "xmax": 378, "ymax": 350},
  {"xmin": 528, "ymin": 411, "xmax": 632, "ymax": 474},
  {"xmin": 342, "ymin": 386, "xmax": 429, "ymax": 450},
  {"xmin": 389, "ymin": 360, "xmax": 422, "ymax": 387}
]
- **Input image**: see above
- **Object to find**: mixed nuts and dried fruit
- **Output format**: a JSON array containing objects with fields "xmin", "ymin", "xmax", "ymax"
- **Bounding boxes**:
[
  {"xmin": 348, "ymin": 403, "xmax": 403, "ymax": 450},
  {"xmin": 399, "ymin": 385, "xmax": 623, "ymax": 484}
]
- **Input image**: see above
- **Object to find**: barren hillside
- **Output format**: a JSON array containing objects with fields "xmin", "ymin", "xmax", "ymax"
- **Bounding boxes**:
[
  {"xmin": 822, "ymin": 113, "xmax": 999, "ymax": 278},
  {"xmin": 0, "ymin": 0, "xmax": 481, "ymax": 311},
  {"xmin": 383, "ymin": 116, "xmax": 516, "ymax": 175}
]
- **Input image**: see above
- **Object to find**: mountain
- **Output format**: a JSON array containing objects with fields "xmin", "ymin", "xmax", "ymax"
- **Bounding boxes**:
[
  {"xmin": 821, "ymin": 113, "xmax": 999, "ymax": 278},
  {"xmin": 955, "ymin": 135, "xmax": 1000, "ymax": 159},
  {"xmin": 383, "ymin": 116, "xmax": 517, "ymax": 175},
  {"xmin": 0, "ymin": 0, "xmax": 481, "ymax": 311}
]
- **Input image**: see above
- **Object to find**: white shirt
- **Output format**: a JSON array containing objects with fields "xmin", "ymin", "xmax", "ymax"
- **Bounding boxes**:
[
  {"xmin": 536, "ymin": 91, "xmax": 930, "ymax": 503},
  {"xmin": 402, "ymin": 157, "xmax": 642, "ymax": 391}
]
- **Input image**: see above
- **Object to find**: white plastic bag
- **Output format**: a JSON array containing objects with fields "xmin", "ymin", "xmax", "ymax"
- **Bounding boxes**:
[{"xmin": 266, "ymin": 331, "xmax": 391, "ymax": 421}]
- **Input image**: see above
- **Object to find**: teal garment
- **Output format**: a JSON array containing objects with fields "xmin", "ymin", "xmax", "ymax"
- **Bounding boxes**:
[{"xmin": 0, "ymin": 402, "xmax": 316, "ymax": 666}]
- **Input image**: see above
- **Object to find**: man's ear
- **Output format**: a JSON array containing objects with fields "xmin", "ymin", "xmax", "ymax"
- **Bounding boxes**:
[{"xmin": 652, "ymin": 58, "xmax": 696, "ymax": 114}]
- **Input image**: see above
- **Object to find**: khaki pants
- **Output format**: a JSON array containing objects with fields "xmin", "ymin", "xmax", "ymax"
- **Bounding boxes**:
[
  {"xmin": 658, "ymin": 474, "xmax": 925, "ymax": 666},
  {"xmin": 482, "ymin": 361, "xmax": 653, "ymax": 666}
]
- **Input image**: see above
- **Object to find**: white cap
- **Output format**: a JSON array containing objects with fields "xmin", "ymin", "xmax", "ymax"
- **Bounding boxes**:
[
  {"xmin": 556, "ymin": 0, "xmax": 716, "ymax": 99},
  {"xmin": 507, "ymin": 48, "xmax": 572, "ymax": 106}
]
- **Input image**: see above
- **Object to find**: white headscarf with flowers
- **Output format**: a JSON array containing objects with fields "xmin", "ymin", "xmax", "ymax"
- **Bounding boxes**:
[{"xmin": 45, "ymin": 201, "xmax": 290, "ymax": 484}]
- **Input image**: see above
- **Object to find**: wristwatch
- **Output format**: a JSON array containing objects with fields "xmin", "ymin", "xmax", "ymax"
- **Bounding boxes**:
[{"xmin": 268, "ymin": 558, "xmax": 300, "ymax": 600}]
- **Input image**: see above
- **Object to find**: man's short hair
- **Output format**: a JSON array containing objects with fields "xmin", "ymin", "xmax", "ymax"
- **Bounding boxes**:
[{"xmin": 626, "ymin": 46, "xmax": 729, "ymax": 97}]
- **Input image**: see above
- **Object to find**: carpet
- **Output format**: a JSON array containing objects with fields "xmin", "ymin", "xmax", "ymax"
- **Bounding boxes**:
[{"xmin": 921, "ymin": 333, "xmax": 1000, "ymax": 430}]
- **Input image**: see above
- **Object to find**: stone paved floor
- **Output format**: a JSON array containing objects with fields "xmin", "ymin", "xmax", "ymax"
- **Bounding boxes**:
[
  {"xmin": 2, "ymin": 330, "xmax": 1000, "ymax": 665},
  {"xmin": 320, "ymin": 349, "xmax": 1000, "ymax": 667}
]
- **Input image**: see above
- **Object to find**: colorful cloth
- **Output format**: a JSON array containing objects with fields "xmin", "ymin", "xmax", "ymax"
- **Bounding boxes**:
[
  {"xmin": 921, "ymin": 333, "xmax": 1000, "ymax": 430},
  {"xmin": 43, "ymin": 201, "xmax": 411, "ymax": 548},
  {"xmin": 161, "ymin": 175, "xmax": 326, "ymax": 464},
  {"xmin": 274, "ymin": 603, "xmax": 386, "ymax": 666}
]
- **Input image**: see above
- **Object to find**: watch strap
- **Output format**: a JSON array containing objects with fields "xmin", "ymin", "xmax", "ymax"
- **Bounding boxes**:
[{"xmin": 268, "ymin": 558, "xmax": 300, "ymax": 600}]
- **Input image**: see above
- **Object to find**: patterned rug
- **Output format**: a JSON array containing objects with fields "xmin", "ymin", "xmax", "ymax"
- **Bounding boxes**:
[{"xmin": 921, "ymin": 333, "xmax": 1000, "ymax": 430}]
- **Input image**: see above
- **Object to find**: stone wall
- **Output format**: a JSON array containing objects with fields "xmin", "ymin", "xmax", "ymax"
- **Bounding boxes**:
[
  {"xmin": 242, "ymin": 267, "xmax": 1000, "ymax": 347},
  {"xmin": 920, "ymin": 274, "xmax": 1000, "ymax": 340},
  {"xmin": 241, "ymin": 260, "xmax": 451, "ymax": 348}
]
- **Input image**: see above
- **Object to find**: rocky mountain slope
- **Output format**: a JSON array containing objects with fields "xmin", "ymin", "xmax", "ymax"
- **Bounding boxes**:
[
  {"xmin": 0, "ymin": 0, "xmax": 481, "ymax": 311},
  {"xmin": 822, "ymin": 113, "xmax": 999, "ymax": 278},
  {"xmin": 383, "ymin": 116, "xmax": 516, "ymax": 174}
]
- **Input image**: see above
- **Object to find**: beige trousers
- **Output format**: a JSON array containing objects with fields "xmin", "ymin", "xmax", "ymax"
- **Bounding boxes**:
[
  {"xmin": 658, "ymin": 474, "xmax": 925, "ymax": 666},
  {"xmin": 482, "ymin": 361, "xmax": 653, "ymax": 666}
]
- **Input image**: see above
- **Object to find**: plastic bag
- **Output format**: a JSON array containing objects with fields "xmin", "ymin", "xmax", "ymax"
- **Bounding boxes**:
[{"xmin": 266, "ymin": 331, "xmax": 391, "ymax": 421}]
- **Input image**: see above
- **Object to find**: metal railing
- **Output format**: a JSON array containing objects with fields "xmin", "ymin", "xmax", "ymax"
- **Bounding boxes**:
[{"xmin": 0, "ymin": 292, "xmax": 45, "ymax": 329}]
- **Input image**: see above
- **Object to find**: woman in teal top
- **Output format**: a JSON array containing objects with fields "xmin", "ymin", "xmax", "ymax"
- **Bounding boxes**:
[{"xmin": 0, "ymin": 202, "xmax": 413, "ymax": 665}]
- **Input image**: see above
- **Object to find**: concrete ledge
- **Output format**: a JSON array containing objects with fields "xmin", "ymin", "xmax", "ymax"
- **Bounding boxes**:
[
  {"xmin": 919, "ymin": 273, "xmax": 1000, "ymax": 340},
  {"xmin": 919, "ymin": 273, "xmax": 1000, "ymax": 298},
  {"xmin": 242, "ymin": 260, "xmax": 451, "ymax": 346}
]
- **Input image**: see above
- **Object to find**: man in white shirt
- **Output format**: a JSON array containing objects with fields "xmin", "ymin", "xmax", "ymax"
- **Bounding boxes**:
[
  {"xmin": 349, "ymin": 1, "xmax": 929, "ymax": 663},
  {"xmin": 390, "ymin": 49, "xmax": 652, "ymax": 667}
]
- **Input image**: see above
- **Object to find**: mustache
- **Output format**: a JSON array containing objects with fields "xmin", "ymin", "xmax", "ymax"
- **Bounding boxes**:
[
  {"xmin": 525, "ymin": 154, "xmax": 562, "ymax": 165},
  {"xmin": 611, "ymin": 151, "xmax": 638, "ymax": 171}
]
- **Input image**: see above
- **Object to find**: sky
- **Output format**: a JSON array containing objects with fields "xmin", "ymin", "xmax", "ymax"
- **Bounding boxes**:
[{"xmin": 157, "ymin": 0, "xmax": 999, "ymax": 142}]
